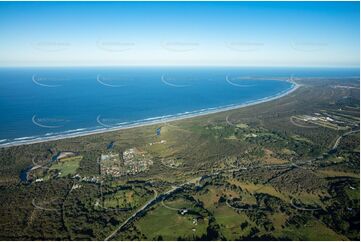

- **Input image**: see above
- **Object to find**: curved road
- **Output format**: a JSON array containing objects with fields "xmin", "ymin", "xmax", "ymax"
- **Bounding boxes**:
[
  {"xmin": 332, "ymin": 130, "xmax": 360, "ymax": 150},
  {"xmin": 289, "ymin": 116, "xmax": 318, "ymax": 129},
  {"xmin": 104, "ymin": 128, "xmax": 359, "ymax": 240}
]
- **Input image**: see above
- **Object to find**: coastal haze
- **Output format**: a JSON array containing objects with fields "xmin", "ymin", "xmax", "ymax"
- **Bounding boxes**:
[{"xmin": 0, "ymin": 1, "xmax": 360, "ymax": 241}]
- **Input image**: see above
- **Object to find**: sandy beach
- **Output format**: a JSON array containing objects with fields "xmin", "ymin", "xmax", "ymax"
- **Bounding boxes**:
[{"xmin": 0, "ymin": 80, "xmax": 300, "ymax": 148}]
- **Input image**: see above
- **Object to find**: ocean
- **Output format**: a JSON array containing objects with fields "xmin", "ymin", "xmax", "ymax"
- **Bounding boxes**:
[{"xmin": 0, "ymin": 67, "xmax": 359, "ymax": 146}]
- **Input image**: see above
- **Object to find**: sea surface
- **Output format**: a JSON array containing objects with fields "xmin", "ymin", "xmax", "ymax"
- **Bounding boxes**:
[{"xmin": 0, "ymin": 67, "xmax": 359, "ymax": 146}]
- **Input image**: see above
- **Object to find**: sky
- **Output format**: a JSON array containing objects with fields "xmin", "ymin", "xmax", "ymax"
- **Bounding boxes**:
[{"xmin": 0, "ymin": 1, "xmax": 359, "ymax": 67}]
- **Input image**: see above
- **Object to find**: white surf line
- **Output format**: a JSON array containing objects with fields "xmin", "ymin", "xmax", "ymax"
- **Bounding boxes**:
[
  {"xmin": 161, "ymin": 75, "xmax": 191, "ymax": 88},
  {"xmin": 97, "ymin": 115, "xmax": 145, "ymax": 130},
  {"xmin": 32, "ymin": 74, "xmax": 62, "ymax": 88},
  {"xmin": 96, "ymin": 74, "xmax": 126, "ymax": 88},
  {"xmin": 1, "ymin": 81, "xmax": 300, "ymax": 149},
  {"xmin": 32, "ymin": 115, "xmax": 64, "ymax": 128}
]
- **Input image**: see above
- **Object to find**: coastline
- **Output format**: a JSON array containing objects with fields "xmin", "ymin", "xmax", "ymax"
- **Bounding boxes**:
[{"xmin": 0, "ymin": 80, "xmax": 300, "ymax": 149}]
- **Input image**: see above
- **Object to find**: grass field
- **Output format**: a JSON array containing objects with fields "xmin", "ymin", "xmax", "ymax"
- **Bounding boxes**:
[
  {"xmin": 280, "ymin": 220, "xmax": 348, "ymax": 241},
  {"xmin": 135, "ymin": 202, "xmax": 208, "ymax": 240},
  {"xmin": 212, "ymin": 205, "xmax": 253, "ymax": 240},
  {"xmin": 103, "ymin": 190, "xmax": 137, "ymax": 209},
  {"xmin": 226, "ymin": 179, "xmax": 290, "ymax": 202},
  {"xmin": 0, "ymin": 78, "xmax": 359, "ymax": 240},
  {"xmin": 48, "ymin": 155, "xmax": 83, "ymax": 177},
  {"xmin": 318, "ymin": 169, "xmax": 360, "ymax": 178}
]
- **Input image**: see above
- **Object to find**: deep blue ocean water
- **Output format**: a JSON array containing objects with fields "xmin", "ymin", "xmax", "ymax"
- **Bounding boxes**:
[{"xmin": 0, "ymin": 67, "xmax": 359, "ymax": 146}]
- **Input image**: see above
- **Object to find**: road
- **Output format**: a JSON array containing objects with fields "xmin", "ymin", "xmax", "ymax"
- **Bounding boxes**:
[
  {"xmin": 104, "ymin": 189, "xmax": 158, "ymax": 241},
  {"xmin": 104, "ymin": 177, "xmax": 203, "ymax": 240},
  {"xmin": 62, "ymin": 181, "xmax": 75, "ymax": 240},
  {"xmin": 104, "ymin": 127, "xmax": 359, "ymax": 240},
  {"xmin": 332, "ymin": 129, "xmax": 360, "ymax": 150},
  {"xmin": 289, "ymin": 116, "xmax": 318, "ymax": 129}
]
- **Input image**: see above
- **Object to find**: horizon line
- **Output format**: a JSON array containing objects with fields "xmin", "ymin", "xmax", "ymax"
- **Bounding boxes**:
[{"xmin": 0, "ymin": 64, "xmax": 359, "ymax": 69}]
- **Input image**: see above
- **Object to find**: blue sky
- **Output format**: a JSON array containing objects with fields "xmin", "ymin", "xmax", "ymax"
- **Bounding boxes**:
[{"xmin": 0, "ymin": 1, "xmax": 359, "ymax": 67}]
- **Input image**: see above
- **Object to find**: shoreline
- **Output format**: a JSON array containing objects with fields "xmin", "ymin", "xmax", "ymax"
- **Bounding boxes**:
[{"xmin": 0, "ymin": 80, "xmax": 300, "ymax": 148}]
